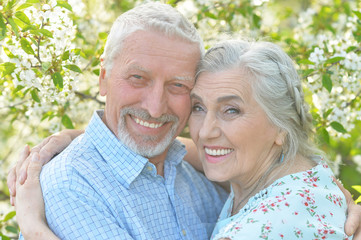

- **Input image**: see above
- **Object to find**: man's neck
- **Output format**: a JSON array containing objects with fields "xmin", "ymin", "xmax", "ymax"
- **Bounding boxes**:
[{"xmin": 148, "ymin": 150, "xmax": 168, "ymax": 176}]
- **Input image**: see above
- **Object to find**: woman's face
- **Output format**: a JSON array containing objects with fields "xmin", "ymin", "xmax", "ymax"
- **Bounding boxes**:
[{"xmin": 189, "ymin": 68, "xmax": 284, "ymax": 185}]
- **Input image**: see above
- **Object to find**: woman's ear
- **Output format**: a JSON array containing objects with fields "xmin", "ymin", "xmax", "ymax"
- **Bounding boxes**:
[
  {"xmin": 275, "ymin": 130, "xmax": 287, "ymax": 146},
  {"xmin": 99, "ymin": 67, "xmax": 107, "ymax": 96}
]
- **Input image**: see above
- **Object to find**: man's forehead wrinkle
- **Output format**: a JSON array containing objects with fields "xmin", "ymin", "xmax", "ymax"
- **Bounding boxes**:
[
  {"xmin": 174, "ymin": 75, "xmax": 194, "ymax": 82},
  {"xmin": 125, "ymin": 62, "xmax": 194, "ymax": 84}
]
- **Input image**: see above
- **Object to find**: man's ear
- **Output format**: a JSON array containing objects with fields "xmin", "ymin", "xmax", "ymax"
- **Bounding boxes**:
[{"xmin": 99, "ymin": 67, "xmax": 107, "ymax": 96}]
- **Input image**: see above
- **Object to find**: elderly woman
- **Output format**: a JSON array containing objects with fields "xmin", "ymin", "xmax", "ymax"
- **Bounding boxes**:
[
  {"xmin": 10, "ymin": 40, "xmax": 359, "ymax": 239},
  {"xmin": 189, "ymin": 39, "xmax": 350, "ymax": 239}
]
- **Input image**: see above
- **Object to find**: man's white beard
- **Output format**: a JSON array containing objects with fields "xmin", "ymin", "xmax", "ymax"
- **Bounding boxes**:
[{"xmin": 117, "ymin": 107, "xmax": 179, "ymax": 158}]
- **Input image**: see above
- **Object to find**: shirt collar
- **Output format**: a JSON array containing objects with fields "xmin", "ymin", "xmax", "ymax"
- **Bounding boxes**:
[
  {"xmin": 85, "ymin": 110, "xmax": 187, "ymax": 188},
  {"xmin": 85, "ymin": 110, "xmax": 148, "ymax": 188}
]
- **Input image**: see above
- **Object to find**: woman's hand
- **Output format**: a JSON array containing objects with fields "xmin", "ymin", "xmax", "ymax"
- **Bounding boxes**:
[
  {"xmin": 335, "ymin": 179, "xmax": 361, "ymax": 239},
  {"xmin": 15, "ymin": 146, "xmax": 59, "ymax": 240},
  {"xmin": 7, "ymin": 129, "xmax": 83, "ymax": 205}
]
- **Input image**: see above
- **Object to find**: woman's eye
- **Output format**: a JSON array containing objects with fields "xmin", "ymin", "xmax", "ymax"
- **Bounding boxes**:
[
  {"xmin": 192, "ymin": 104, "xmax": 204, "ymax": 112},
  {"xmin": 225, "ymin": 108, "xmax": 240, "ymax": 114}
]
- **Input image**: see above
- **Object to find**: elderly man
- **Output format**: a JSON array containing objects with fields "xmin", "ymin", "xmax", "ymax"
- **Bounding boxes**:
[
  {"xmin": 8, "ymin": 2, "xmax": 361, "ymax": 240},
  {"xmin": 13, "ymin": 2, "xmax": 227, "ymax": 240}
]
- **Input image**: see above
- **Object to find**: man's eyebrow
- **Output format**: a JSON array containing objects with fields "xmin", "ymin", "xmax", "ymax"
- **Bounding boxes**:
[
  {"xmin": 127, "ymin": 64, "xmax": 150, "ymax": 73},
  {"xmin": 217, "ymin": 95, "xmax": 244, "ymax": 103}
]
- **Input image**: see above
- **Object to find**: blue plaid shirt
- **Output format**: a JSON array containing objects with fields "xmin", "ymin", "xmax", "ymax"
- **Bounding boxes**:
[{"xmin": 25, "ymin": 110, "xmax": 227, "ymax": 240}]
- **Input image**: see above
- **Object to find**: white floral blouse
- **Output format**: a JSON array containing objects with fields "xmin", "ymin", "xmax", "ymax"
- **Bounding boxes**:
[{"xmin": 211, "ymin": 160, "xmax": 352, "ymax": 240}]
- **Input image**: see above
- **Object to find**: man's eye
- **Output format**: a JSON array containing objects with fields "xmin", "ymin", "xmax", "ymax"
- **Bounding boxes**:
[
  {"xmin": 168, "ymin": 82, "xmax": 190, "ymax": 95},
  {"xmin": 174, "ymin": 83, "xmax": 184, "ymax": 88},
  {"xmin": 132, "ymin": 75, "xmax": 142, "ymax": 79}
]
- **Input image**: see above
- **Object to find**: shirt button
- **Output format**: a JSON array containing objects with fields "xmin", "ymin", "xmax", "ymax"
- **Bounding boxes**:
[
  {"xmin": 147, "ymin": 166, "xmax": 152, "ymax": 171},
  {"xmin": 181, "ymin": 229, "xmax": 186, "ymax": 236}
]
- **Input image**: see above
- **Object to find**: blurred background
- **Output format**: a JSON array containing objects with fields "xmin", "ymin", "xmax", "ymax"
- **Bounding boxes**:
[{"xmin": 0, "ymin": 0, "xmax": 360, "ymax": 238}]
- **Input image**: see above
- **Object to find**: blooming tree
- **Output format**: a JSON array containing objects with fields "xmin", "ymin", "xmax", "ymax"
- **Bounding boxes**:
[{"xmin": 0, "ymin": 0, "xmax": 360, "ymax": 237}]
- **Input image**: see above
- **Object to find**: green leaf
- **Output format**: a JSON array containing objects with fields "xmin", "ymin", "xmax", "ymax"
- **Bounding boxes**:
[
  {"xmin": 52, "ymin": 72, "xmax": 63, "ymax": 89},
  {"xmin": 22, "ymin": 24, "xmax": 37, "ymax": 32},
  {"xmin": 2, "ymin": 211, "xmax": 16, "ymax": 222},
  {"xmin": 346, "ymin": 46, "xmax": 358, "ymax": 53},
  {"xmin": 20, "ymin": 38, "xmax": 35, "ymax": 55},
  {"xmin": 0, "ymin": 14, "xmax": 6, "ymax": 31},
  {"xmin": 298, "ymin": 59, "xmax": 315, "ymax": 65},
  {"xmin": 302, "ymin": 69, "xmax": 315, "ymax": 77},
  {"xmin": 30, "ymin": 29, "xmax": 54, "ymax": 38},
  {"xmin": 352, "ymin": 185, "xmax": 361, "ymax": 193},
  {"xmin": 319, "ymin": 127, "xmax": 330, "ymax": 144},
  {"xmin": 30, "ymin": 89, "xmax": 41, "ymax": 103},
  {"xmin": 62, "ymin": 114, "xmax": 74, "ymax": 129},
  {"xmin": 5, "ymin": 225, "xmax": 18, "ymax": 234},
  {"xmin": 98, "ymin": 32, "xmax": 108, "ymax": 40},
  {"xmin": 26, "ymin": 0, "xmax": 40, "ymax": 3},
  {"xmin": 204, "ymin": 12, "xmax": 217, "ymax": 19},
  {"xmin": 7, "ymin": 17, "xmax": 19, "ymax": 37},
  {"xmin": 353, "ymin": 11, "xmax": 361, "ymax": 20},
  {"xmin": 64, "ymin": 64, "xmax": 82, "ymax": 73},
  {"xmin": 330, "ymin": 121, "xmax": 347, "ymax": 133},
  {"xmin": 324, "ymin": 56, "xmax": 344, "ymax": 65},
  {"xmin": 15, "ymin": 11, "xmax": 31, "ymax": 25},
  {"xmin": 6, "ymin": 0, "xmax": 17, "ymax": 9},
  {"xmin": 93, "ymin": 69, "xmax": 100, "ymax": 76},
  {"xmin": 62, "ymin": 50, "xmax": 70, "ymax": 60},
  {"xmin": 322, "ymin": 74, "xmax": 332, "ymax": 93},
  {"xmin": 57, "ymin": 1, "xmax": 73, "ymax": 11},
  {"xmin": 72, "ymin": 48, "xmax": 81, "ymax": 55},
  {"xmin": 323, "ymin": 108, "xmax": 333, "ymax": 119},
  {"xmin": 0, "ymin": 234, "xmax": 11, "ymax": 240},
  {"xmin": 253, "ymin": 14, "xmax": 261, "ymax": 28},
  {"xmin": 41, "ymin": 62, "xmax": 52, "ymax": 72},
  {"xmin": 16, "ymin": 3, "xmax": 33, "ymax": 11},
  {"xmin": 0, "ymin": 62, "xmax": 16, "ymax": 76},
  {"xmin": 355, "ymin": 196, "xmax": 361, "ymax": 204},
  {"xmin": 3, "ymin": 47, "xmax": 15, "ymax": 58},
  {"xmin": 38, "ymin": 29, "xmax": 53, "ymax": 38}
]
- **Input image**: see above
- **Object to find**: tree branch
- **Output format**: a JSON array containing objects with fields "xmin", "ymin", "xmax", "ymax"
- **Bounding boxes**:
[{"xmin": 74, "ymin": 91, "xmax": 105, "ymax": 105}]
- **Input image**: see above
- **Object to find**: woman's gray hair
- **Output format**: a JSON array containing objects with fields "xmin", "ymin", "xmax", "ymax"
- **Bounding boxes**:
[
  {"xmin": 196, "ymin": 40, "xmax": 321, "ymax": 163},
  {"xmin": 102, "ymin": 2, "xmax": 204, "ymax": 76}
]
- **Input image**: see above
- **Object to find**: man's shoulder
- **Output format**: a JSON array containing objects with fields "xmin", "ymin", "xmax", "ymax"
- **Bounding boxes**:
[
  {"xmin": 39, "ymin": 134, "xmax": 103, "ymax": 189},
  {"xmin": 177, "ymin": 160, "xmax": 228, "ymax": 199}
]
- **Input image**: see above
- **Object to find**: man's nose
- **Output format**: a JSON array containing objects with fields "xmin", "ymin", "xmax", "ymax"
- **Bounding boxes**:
[{"xmin": 142, "ymin": 83, "xmax": 168, "ymax": 119}]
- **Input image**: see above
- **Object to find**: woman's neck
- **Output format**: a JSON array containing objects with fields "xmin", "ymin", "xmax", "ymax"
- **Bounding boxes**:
[{"xmin": 230, "ymin": 154, "xmax": 316, "ymax": 215}]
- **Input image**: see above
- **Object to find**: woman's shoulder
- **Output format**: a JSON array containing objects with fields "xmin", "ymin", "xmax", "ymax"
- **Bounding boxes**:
[
  {"xmin": 212, "ymin": 161, "xmax": 351, "ymax": 240},
  {"xmin": 262, "ymin": 160, "xmax": 347, "ymax": 214}
]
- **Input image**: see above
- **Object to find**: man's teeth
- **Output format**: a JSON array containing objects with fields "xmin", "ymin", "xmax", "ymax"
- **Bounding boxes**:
[
  {"xmin": 134, "ymin": 117, "xmax": 163, "ymax": 129},
  {"xmin": 205, "ymin": 148, "xmax": 233, "ymax": 156}
]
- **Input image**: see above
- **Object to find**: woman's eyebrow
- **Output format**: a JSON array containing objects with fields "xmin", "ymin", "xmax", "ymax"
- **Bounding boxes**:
[
  {"xmin": 190, "ymin": 93, "xmax": 202, "ymax": 101},
  {"xmin": 217, "ymin": 95, "xmax": 244, "ymax": 103}
]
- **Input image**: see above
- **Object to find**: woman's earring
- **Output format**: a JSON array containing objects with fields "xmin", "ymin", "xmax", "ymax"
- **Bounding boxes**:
[{"xmin": 279, "ymin": 151, "xmax": 285, "ymax": 163}]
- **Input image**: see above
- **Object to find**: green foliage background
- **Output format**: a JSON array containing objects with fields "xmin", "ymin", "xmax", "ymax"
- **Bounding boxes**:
[{"xmin": 0, "ymin": 0, "xmax": 360, "ymax": 238}]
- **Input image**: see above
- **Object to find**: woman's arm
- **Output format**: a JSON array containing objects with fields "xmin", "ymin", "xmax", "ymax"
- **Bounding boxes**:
[
  {"xmin": 8, "ymin": 129, "xmax": 83, "ymax": 205},
  {"xmin": 15, "ymin": 146, "xmax": 60, "ymax": 240},
  {"xmin": 178, "ymin": 136, "xmax": 204, "ymax": 173}
]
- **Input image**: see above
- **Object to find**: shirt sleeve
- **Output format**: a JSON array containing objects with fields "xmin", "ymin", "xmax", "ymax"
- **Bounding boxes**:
[{"xmin": 43, "ymin": 185, "xmax": 136, "ymax": 239}]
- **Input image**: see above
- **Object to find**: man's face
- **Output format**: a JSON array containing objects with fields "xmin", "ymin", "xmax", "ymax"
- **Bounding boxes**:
[{"xmin": 99, "ymin": 30, "xmax": 200, "ymax": 160}]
